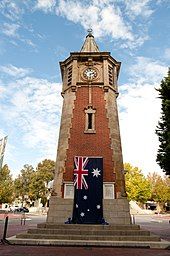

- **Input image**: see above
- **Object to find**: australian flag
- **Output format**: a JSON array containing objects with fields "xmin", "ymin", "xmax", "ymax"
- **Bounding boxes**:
[{"xmin": 72, "ymin": 156, "xmax": 103, "ymax": 224}]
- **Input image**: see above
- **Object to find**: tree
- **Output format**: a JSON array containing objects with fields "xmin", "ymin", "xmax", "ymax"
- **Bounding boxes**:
[
  {"xmin": 14, "ymin": 164, "xmax": 35, "ymax": 204},
  {"xmin": 14, "ymin": 160, "xmax": 55, "ymax": 206},
  {"xmin": 147, "ymin": 172, "xmax": 170, "ymax": 211},
  {"xmin": 124, "ymin": 163, "xmax": 151, "ymax": 204},
  {"xmin": 156, "ymin": 68, "xmax": 170, "ymax": 175},
  {"xmin": 36, "ymin": 159, "xmax": 55, "ymax": 183},
  {"xmin": 29, "ymin": 159, "xmax": 55, "ymax": 206},
  {"xmin": 0, "ymin": 164, "xmax": 14, "ymax": 204}
]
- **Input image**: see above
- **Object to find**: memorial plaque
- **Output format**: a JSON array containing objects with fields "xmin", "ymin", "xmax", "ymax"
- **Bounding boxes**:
[
  {"xmin": 104, "ymin": 184, "xmax": 115, "ymax": 199},
  {"xmin": 64, "ymin": 183, "xmax": 74, "ymax": 198}
]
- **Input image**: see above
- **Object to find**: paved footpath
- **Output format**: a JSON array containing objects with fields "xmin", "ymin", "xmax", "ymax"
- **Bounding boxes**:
[{"xmin": 0, "ymin": 213, "xmax": 170, "ymax": 256}]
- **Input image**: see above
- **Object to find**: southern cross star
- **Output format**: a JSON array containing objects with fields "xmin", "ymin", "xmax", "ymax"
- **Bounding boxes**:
[
  {"xmin": 96, "ymin": 205, "xmax": 101, "ymax": 209},
  {"xmin": 83, "ymin": 195, "xmax": 87, "ymax": 200},
  {"xmin": 92, "ymin": 168, "xmax": 101, "ymax": 177},
  {"xmin": 80, "ymin": 212, "xmax": 85, "ymax": 217}
]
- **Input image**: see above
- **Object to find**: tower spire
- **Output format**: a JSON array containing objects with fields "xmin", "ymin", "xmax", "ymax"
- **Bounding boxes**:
[{"xmin": 80, "ymin": 29, "xmax": 100, "ymax": 52}]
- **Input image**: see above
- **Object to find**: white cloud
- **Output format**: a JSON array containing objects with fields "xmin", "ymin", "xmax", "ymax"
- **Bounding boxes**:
[
  {"xmin": 125, "ymin": 0, "xmax": 153, "ymax": 19},
  {"xmin": 1, "ymin": 23, "xmax": 20, "ymax": 37},
  {"xmin": 0, "ymin": 3, "xmax": 37, "ymax": 49},
  {"xmin": 0, "ymin": 129, "xmax": 6, "ymax": 138},
  {"xmin": 0, "ymin": 84, "xmax": 6, "ymax": 97},
  {"xmin": 55, "ymin": 0, "xmax": 155, "ymax": 49},
  {"xmin": 119, "ymin": 84, "xmax": 161, "ymax": 175},
  {"xmin": 156, "ymin": 0, "xmax": 169, "ymax": 5},
  {"xmin": 164, "ymin": 48, "xmax": 170, "ymax": 60},
  {"xmin": 0, "ymin": 64, "xmax": 31, "ymax": 78},
  {"xmin": 0, "ymin": 75, "xmax": 62, "ymax": 162},
  {"xmin": 128, "ymin": 57, "xmax": 168, "ymax": 84},
  {"xmin": 56, "ymin": 1, "xmax": 133, "ymax": 41},
  {"xmin": 24, "ymin": 39, "xmax": 36, "ymax": 48},
  {"xmin": 0, "ymin": 0, "xmax": 23, "ymax": 21},
  {"xmin": 98, "ymin": 6, "xmax": 134, "ymax": 40},
  {"xmin": 0, "ymin": 1, "xmax": 156, "ymax": 49},
  {"xmin": 20, "ymin": 38, "xmax": 37, "ymax": 49},
  {"xmin": 118, "ymin": 57, "xmax": 168, "ymax": 175},
  {"xmin": 1, "ymin": 23, "xmax": 37, "ymax": 49},
  {"xmin": 36, "ymin": 0, "xmax": 56, "ymax": 12}
]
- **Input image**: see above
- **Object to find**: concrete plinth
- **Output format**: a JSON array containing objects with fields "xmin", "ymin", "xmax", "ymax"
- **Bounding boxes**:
[
  {"xmin": 46, "ymin": 196, "xmax": 131, "ymax": 224},
  {"xmin": 46, "ymin": 197, "xmax": 73, "ymax": 223}
]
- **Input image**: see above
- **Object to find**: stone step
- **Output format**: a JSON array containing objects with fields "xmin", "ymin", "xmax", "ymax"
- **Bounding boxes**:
[
  {"xmin": 8, "ymin": 236, "xmax": 170, "ymax": 249},
  {"xmin": 16, "ymin": 233, "xmax": 160, "ymax": 242},
  {"xmin": 27, "ymin": 228, "xmax": 150, "ymax": 236},
  {"xmin": 8, "ymin": 221, "xmax": 170, "ymax": 249},
  {"xmin": 37, "ymin": 223, "xmax": 140, "ymax": 230}
]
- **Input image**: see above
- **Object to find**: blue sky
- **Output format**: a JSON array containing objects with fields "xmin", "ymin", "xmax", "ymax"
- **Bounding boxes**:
[{"xmin": 0, "ymin": 0, "xmax": 169, "ymax": 177}]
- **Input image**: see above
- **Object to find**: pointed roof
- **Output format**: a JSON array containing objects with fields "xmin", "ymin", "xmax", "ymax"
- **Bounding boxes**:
[{"xmin": 80, "ymin": 29, "xmax": 99, "ymax": 53}]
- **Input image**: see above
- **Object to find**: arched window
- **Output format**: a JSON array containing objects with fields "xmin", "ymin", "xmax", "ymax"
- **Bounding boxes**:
[
  {"xmin": 88, "ymin": 113, "xmax": 93, "ymax": 129},
  {"xmin": 84, "ymin": 107, "xmax": 96, "ymax": 133}
]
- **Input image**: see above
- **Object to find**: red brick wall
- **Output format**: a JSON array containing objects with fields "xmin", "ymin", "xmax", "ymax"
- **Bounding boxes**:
[{"xmin": 63, "ymin": 86, "xmax": 115, "ymax": 183}]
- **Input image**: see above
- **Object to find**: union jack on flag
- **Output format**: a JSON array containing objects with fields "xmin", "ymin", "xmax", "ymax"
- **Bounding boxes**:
[{"xmin": 73, "ymin": 156, "xmax": 89, "ymax": 189}]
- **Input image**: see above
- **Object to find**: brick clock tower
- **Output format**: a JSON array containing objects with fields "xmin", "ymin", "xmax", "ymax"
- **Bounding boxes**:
[{"xmin": 47, "ymin": 31, "xmax": 131, "ymax": 225}]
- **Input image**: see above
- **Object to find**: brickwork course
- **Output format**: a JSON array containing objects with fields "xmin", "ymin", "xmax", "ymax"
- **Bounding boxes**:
[{"xmin": 64, "ymin": 86, "xmax": 114, "ymax": 182}]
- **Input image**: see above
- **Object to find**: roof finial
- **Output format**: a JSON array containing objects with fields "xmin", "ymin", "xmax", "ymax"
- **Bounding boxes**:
[
  {"xmin": 87, "ymin": 28, "xmax": 93, "ymax": 36},
  {"xmin": 80, "ymin": 29, "xmax": 99, "ymax": 52}
]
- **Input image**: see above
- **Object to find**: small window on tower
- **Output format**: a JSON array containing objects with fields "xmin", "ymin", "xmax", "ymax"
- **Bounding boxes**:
[
  {"xmin": 84, "ymin": 107, "xmax": 96, "ymax": 134},
  {"xmin": 88, "ymin": 113, "xmax": 93, "ymax": 129}
]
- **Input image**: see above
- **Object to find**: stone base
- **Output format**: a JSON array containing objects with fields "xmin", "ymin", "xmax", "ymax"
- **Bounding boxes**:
[
  {"xmin": 8, "ymin": 223, "xmax": 170, "ymax": 249},
  {"xmin": 8, "ymin": 200, "xmax": 170, "ymax": 249},
  {"xmin": 46, "ymin": 196, "xmax": 131, "ymax": 225},
  {"xmin": 47, "ymin": 197, "xmax": 73, "ymax": 223},
  {"xmin": 103, "ymin": 198, "xmax": 131, "ymax": 224}
]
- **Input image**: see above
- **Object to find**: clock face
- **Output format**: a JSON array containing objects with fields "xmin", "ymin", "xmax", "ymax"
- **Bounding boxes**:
[{"xmin": 83, "ymin": 68, "xmax": 97, "ymax": 80}]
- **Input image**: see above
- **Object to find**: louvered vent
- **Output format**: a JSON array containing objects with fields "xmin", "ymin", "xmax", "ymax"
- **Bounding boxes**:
[
  {"xmin": 67, "ymin": 66, "xmax": 72, "ymax": 86},
  {"xmin": 108, "ymin": 66, "xmax": 113, "ymax": 85}
]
